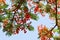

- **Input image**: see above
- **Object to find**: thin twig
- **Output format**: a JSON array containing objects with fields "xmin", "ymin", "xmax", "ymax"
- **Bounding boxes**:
[
  {"xmin": 50, "ymin": 0, "xmax": 57, "ymax": 31},
  {"xmin": 50, "ymin": 25, "xmax": 56, "ymax": 31}
]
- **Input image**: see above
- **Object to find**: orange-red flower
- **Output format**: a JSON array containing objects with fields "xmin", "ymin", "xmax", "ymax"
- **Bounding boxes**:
[
  {"xmin": 3, "ymin": 19, "xmax": 8, "ymax": 28},
  {"xmin": 40, "ymin": 36, "xmax": 48, "ymax": 40},
  {"xmin": 0, "ymin": 0, "xmax": 6, "ymax": 4},
  {"xmin": 38, "ymin": 8, "xmax": 42, "ymax": 13},
  {"xmin": 38, "ymin": 25, "xmax": 48, "ymax": 36},
  {"xmin": 57, "ymin": 0, "xmax": 60, "ymax": 7},
  {"xmin": 57, "ymin": 11, "xmax": 60, "ymax": 14},
  {"xmin": 38, "ymin": 24, "xmax": 53, "ymax": 40}
]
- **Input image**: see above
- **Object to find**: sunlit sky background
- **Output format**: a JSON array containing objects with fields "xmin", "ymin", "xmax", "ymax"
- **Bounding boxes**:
[{"xmin": 0, "ymin": 0, "xmax": 57, "ymax": 40}]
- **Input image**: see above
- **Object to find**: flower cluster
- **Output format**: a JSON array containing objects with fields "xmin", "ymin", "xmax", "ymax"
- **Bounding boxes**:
[{"xmin": 38, "ymin": 24, "xmax": 53, "ymax": 40}]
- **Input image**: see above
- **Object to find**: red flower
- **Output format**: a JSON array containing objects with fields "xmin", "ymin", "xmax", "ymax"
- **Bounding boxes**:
[
  {"xmin": 16, "ymin": 20, "xmax": 23, "ymax": 24},
  {"xmin": 24, "ymin": 7, "xmax": 28, "ymax": 13},
  {"xmin": 25, "ymin": 13, "xmax": 31, "ymax": 20},
  {"xmin": 48, "ymin": 0, "xmax": 55, "ymax": 4},
  {"xmin": 20, "ymin": 27, "xmax": 25, "ymax": 31},
  {"xmin": 34, "ymin": 5, "xmax": 39, "ymax": 13},
  {"xmin": 53, "ymin": 7, "xmax": 56, "ymax": 11},
  {"xmin": 14, "ymin": 27, "xmax": 20, "ymax": 34},
  {"xmin": 24, "ymin": 29, "xmax": 27, "ymax": 33}
]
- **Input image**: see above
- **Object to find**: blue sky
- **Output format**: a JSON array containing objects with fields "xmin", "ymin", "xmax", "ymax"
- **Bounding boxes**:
[{"xmin": 0, "ymin": 0, "xmax": 56, "ymax": 40}]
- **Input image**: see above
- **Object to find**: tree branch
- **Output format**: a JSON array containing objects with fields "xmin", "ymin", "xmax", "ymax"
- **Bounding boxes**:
[{"xmin": 49, "ymin": 0, "xmax": 57, "ymax": 31}]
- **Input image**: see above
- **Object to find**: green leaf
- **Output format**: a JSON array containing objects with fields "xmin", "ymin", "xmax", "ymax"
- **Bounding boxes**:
[
  {"xmin": 3, "ymin": 28, "xmax": 7, "ymax": 32},
  {"xmin": 3, "ymin": 23, "xmax": 12, "ymax": 32},
  {"xmin": 6, "ymin": 31, "xmax": 12, "ymax": 36},
  {"xmin": 29, "ymin": 13, "xmax": 39, "ymax": 20},
  {"xmin": 57, "ymin": 14, "xmax": 60, "ymax": 19},
  {"xmin": 53, "ymin": 36, "xmax": 60, "ymax": 40},
  {"xmin": 50, "ymin": 13, "xmax": 56, "ymax": 17},
  {"xmin": 45, "ymin": 4, "xmax": 51, "ymax": 13},
  {"xmin": 58, "ymin": 27, "xmax": 60, "ymax": 33},
  {"xmin": 15, "ymin": 24, "xmax": 22, "ymax": 28},
  {"xmin": 0, "ymin": 4, "xmax": 8, "ymax": 9},
  {"xmin": 0, "ymin": 23, "xmax": 1, "ymax": 28},
  {"xmin": 5, "ymin": 9, "xmax": 12, "ymax": 18},
  {"xmin": 28, "ymin": 25, "xmax": 34, "ymax": 31},
  {"xmin": 23, "ymin": 23, "xmax": 27, "ymax": 28},
  {"xmin": 0, "ymin": 15, "xmax": 3, "ymax": 22},
  {"xmin": 38, "ymin": 36, "xmax": 40, "ymax": 39},
  {"xmin": 3, "ymin": 22, "xmax": 13, "ymax": 36},
  {"xmin": 53, "ymin": 29, "xmax": 59, "ymax": 32}
]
